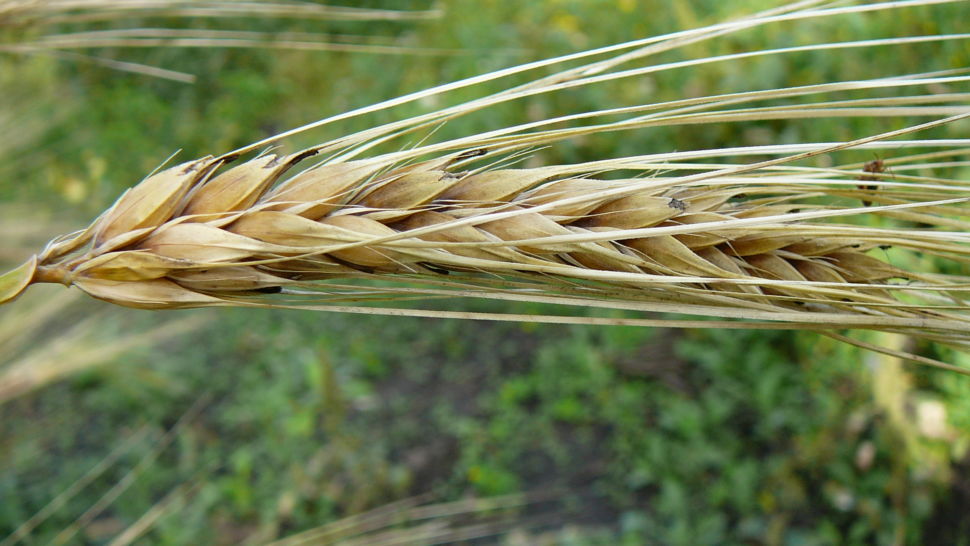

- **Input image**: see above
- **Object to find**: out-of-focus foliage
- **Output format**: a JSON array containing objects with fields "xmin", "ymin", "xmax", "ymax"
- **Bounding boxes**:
[{"xmin": 2, "ymin": 1, "xmax": 970, "ymax": 544}]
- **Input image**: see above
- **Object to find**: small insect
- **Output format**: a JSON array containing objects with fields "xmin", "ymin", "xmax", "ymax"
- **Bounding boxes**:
[
  {"xmin": 856, "ymin": 158, "xmax": 890, "ymax": 206},
  {"xmin": 667, "ymin": 197, "xmax": 687, "ymax": 212}
]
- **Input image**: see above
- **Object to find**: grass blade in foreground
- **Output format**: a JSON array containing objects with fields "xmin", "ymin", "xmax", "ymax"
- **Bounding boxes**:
[{"xmin": 2, "ymin": 0, "xmax": 968, "ymax": 367}]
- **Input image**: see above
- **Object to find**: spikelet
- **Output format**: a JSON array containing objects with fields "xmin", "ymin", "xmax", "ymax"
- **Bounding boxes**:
[{"xmin": 93, "ymin": 157, "xmax": 215, "ymax": 250}]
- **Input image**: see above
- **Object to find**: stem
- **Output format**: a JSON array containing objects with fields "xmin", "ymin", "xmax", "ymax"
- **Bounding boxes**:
[{"xmin": 33, "ymin": 265, "xmax": 73, "ymax": 286}]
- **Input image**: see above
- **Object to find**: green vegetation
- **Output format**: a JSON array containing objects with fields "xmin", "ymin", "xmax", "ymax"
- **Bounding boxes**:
[{"xmin": 2, "ymin": 1, "xmax": 969, "ymax": 544}]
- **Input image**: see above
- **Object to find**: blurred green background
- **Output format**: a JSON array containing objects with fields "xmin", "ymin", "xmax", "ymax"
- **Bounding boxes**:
[{"xmin": 2, "ymin": 1, "xmax": 970, "ymax": 544}]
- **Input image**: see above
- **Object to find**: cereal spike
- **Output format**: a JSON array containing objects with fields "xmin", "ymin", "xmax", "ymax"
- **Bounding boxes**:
[{"xmin": 7, "ymin": 0, "xmax": 970, "ymax": 363}]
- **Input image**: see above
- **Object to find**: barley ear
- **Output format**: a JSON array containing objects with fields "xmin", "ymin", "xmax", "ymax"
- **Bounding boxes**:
[{"xmin": 0, "ymin": 257, "xmax": 37, "ymax": 305}]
